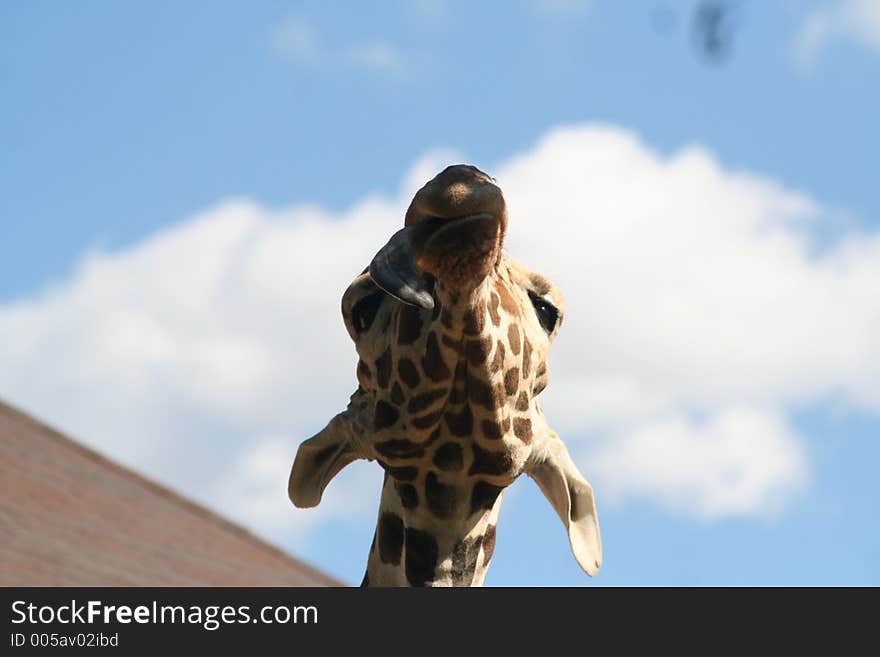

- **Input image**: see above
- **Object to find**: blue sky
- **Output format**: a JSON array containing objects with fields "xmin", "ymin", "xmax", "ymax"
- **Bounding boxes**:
[{"xmin": 2, "ymin": 1, "xmax": 878, "ymax": 585}]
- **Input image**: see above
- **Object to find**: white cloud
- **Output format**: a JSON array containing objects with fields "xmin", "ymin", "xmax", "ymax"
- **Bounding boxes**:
[
  {"xmin": 0, "ymin": 196, "xmax": 401, "ymax": 543},
  {"xmin": 586, "ymin": 408, "xmax": 807, "ymax": 518},
  {"xmin": 2, "ymin": 124, "xmax": 878, "ymax": 550},
  {"xmin": 502, "ymin": 127, "xmax": 880, "ymax": 416},
  {"xmin": 344, "ymin": 42, "xmax": 407, "ymax": 75},
  {"xmin": 269, "ymin": 17, "xmax": 321, "ymax": 63},
  {"xmin": 269, "ymin": 16, "xmax": 407, "ymax": 75},
  {"xmin": 794, "ymin": 0, "xmax": 880, "ymax": 65}
]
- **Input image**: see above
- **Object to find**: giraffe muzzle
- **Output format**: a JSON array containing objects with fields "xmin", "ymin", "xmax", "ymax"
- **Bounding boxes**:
[{"xmin": 370, "ymin": 165, "xmax": 507, "ymax": 309}]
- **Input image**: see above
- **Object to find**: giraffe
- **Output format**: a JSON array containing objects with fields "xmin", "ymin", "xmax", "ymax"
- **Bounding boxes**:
[{"xmin": 288, "ymin": 164, "xmax": 601, "ymax": 586}]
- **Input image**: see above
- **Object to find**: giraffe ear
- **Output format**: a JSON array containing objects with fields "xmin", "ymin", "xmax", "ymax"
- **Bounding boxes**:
[
  {"xmin": 526, "ymin": 437, "xmax": 602, "ymax": 576},
  {"xmin": 288, "ymin": 412, "xmax": 364, "ymax": 508}
]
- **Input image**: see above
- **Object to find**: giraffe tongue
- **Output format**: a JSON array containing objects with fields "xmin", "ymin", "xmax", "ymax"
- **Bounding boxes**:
[{"xmin": 369, "ymin": 225, "xmax": 435, "ymax": 310}]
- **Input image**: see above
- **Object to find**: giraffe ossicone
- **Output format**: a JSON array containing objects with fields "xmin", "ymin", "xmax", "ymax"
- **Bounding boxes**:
[{"xmin": 289, "ymin": 164, "xmax": 602, "ymax": 586}]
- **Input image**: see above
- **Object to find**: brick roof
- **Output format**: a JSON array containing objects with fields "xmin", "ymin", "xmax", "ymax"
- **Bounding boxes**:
[{"xmin": 0, "ymin": 400, "xmax": 340, "ymax": 586}]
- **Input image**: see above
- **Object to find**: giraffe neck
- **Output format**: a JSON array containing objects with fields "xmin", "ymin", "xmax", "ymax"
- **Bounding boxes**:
[
  {"xmin": 361, "ymin": 260, "xmax": 532, "ymax": 586},
  {"xmin": 362, "ymin": 474, "xmax": 503, "ymax": 587}
]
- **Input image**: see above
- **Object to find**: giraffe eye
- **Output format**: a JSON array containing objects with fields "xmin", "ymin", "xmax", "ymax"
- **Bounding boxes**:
[
  {"xmin": 528, "ymin": 291, "xmax": 559, "ymax": 334},
  {"xmin": 351, "ymin": 291, "xmax": 384, "ymax": 334}
]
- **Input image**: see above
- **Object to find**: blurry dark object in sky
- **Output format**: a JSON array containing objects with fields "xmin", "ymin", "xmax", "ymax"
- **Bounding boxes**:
[
  {"xmin": 693, "ymin": 1, "xmax": 740, "ymax": 64},
  {"xmin": 652, "ymin": 1, "xmax": 742, "ymax": 66}
]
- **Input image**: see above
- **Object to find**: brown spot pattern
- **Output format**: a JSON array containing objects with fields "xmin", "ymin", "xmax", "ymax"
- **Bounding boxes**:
[
  {"xmin": 378, "ymin": 512, "xmax": 404, "ymax": 565},
  {"xmin": 463, "ymin": 302, "xmax": 485, "ymax": 336},
  {"xmin": 508, "ymin": 324, "xmax": 521, "ymax": 355},
  {"xmin": 513, "ymin": 417, "xmax": 533, "ymax": 443},
  {"xmin": 426, "ymin": 427, "xmax": 443, "ymax": 446},
  {"xmin": 469, "ymin": 442, "xmax": 513, "ymax": 477},
  {"xmin": 495, "ymin": 279, "xmax": 520, "ymax": 314},
  {"xmin": 397, "ymin": 358, "xmax": 421, "ymax": 389},
  {"xmin": 396, "ymin": 482, "xmax": 419, "ymax": 509},
  {"xmin": 449, "ymin": 362, "xmax": 467, "ymax": 403},
  {"xmin": 441, "ymin": 334, "xmax": 461, "ymax": 352},
  {"xmin": 444, "ymin": 405, "xmax": 473, "ymax": 436},
  {"xmin": 378, "ymin": 462, "xmax": 418, "ymax": 481},
  {"xmin": 504, "ymin": 367, "xmax": 520, "ymax": 396},
  {"xmin": 405, "ymin": 528, "xmax": 438, "ymax": 587},
  {"xmin": 488, "ymin": 293, "xmax": 501, "ymax": 326},
  {"xmin": 375, "ymin": 346, "xmax": 392, "ymax": 389},
  {"xmin": 390, "ymin": 382, "xmax": 404, "ymax": 406},
  {"xmin": 425, "ymin": 472, "xmax": 458, "ymax": 519},
  {"xmin": 407, "ymin": 388, "xmax": 446, "ymax": 415},
  {"xmin": 470, "ymin": 481, "xmax": 503, "ymax": 515},
  {"xmin": 468, "ymin": 374, "xmax": 503, "ymax": 411},
  {"xmin": 397, "ymin": 305, "xmax": 423, "ymax": 345},
  {"xmin": 357, "ymin": 359, "xmax": 371, "ymax": 381},
  {"xmin": 374, "ymin": 401, "xmax": 399, "ymax": 430},
  {"xmin": 376, "ymin": 439, "xmax": 425, "ymax": 459},
  {"xmin": 433, "ymin": 442, "xmax": 464, "ymax": 472},
  {"xmin": 490, "ymin": 341, "xmax": 505, "ymax": 373},
  {"xmin": 481, "ymin": 419, "xmax": 503, "ymax": 440},
  {"xmin": 465, "ymin": 337, "xmax": 492, "ymax": 367},
  {"xmin": 422, "ymin": 332, "xmax": 451, "ymax": 382},
  {"xmin": 522, "ymin": 338, "xmax": 532, "ymax": 376},
  {"xmin": 411, "ymin": 410, "xmax": 443, "ymax": 430}
]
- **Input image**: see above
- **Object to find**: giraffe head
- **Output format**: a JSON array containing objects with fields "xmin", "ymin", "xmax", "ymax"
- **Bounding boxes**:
[{"xmin": 289, "ymin": 165, "xmax": 601, "ymax": 585}]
